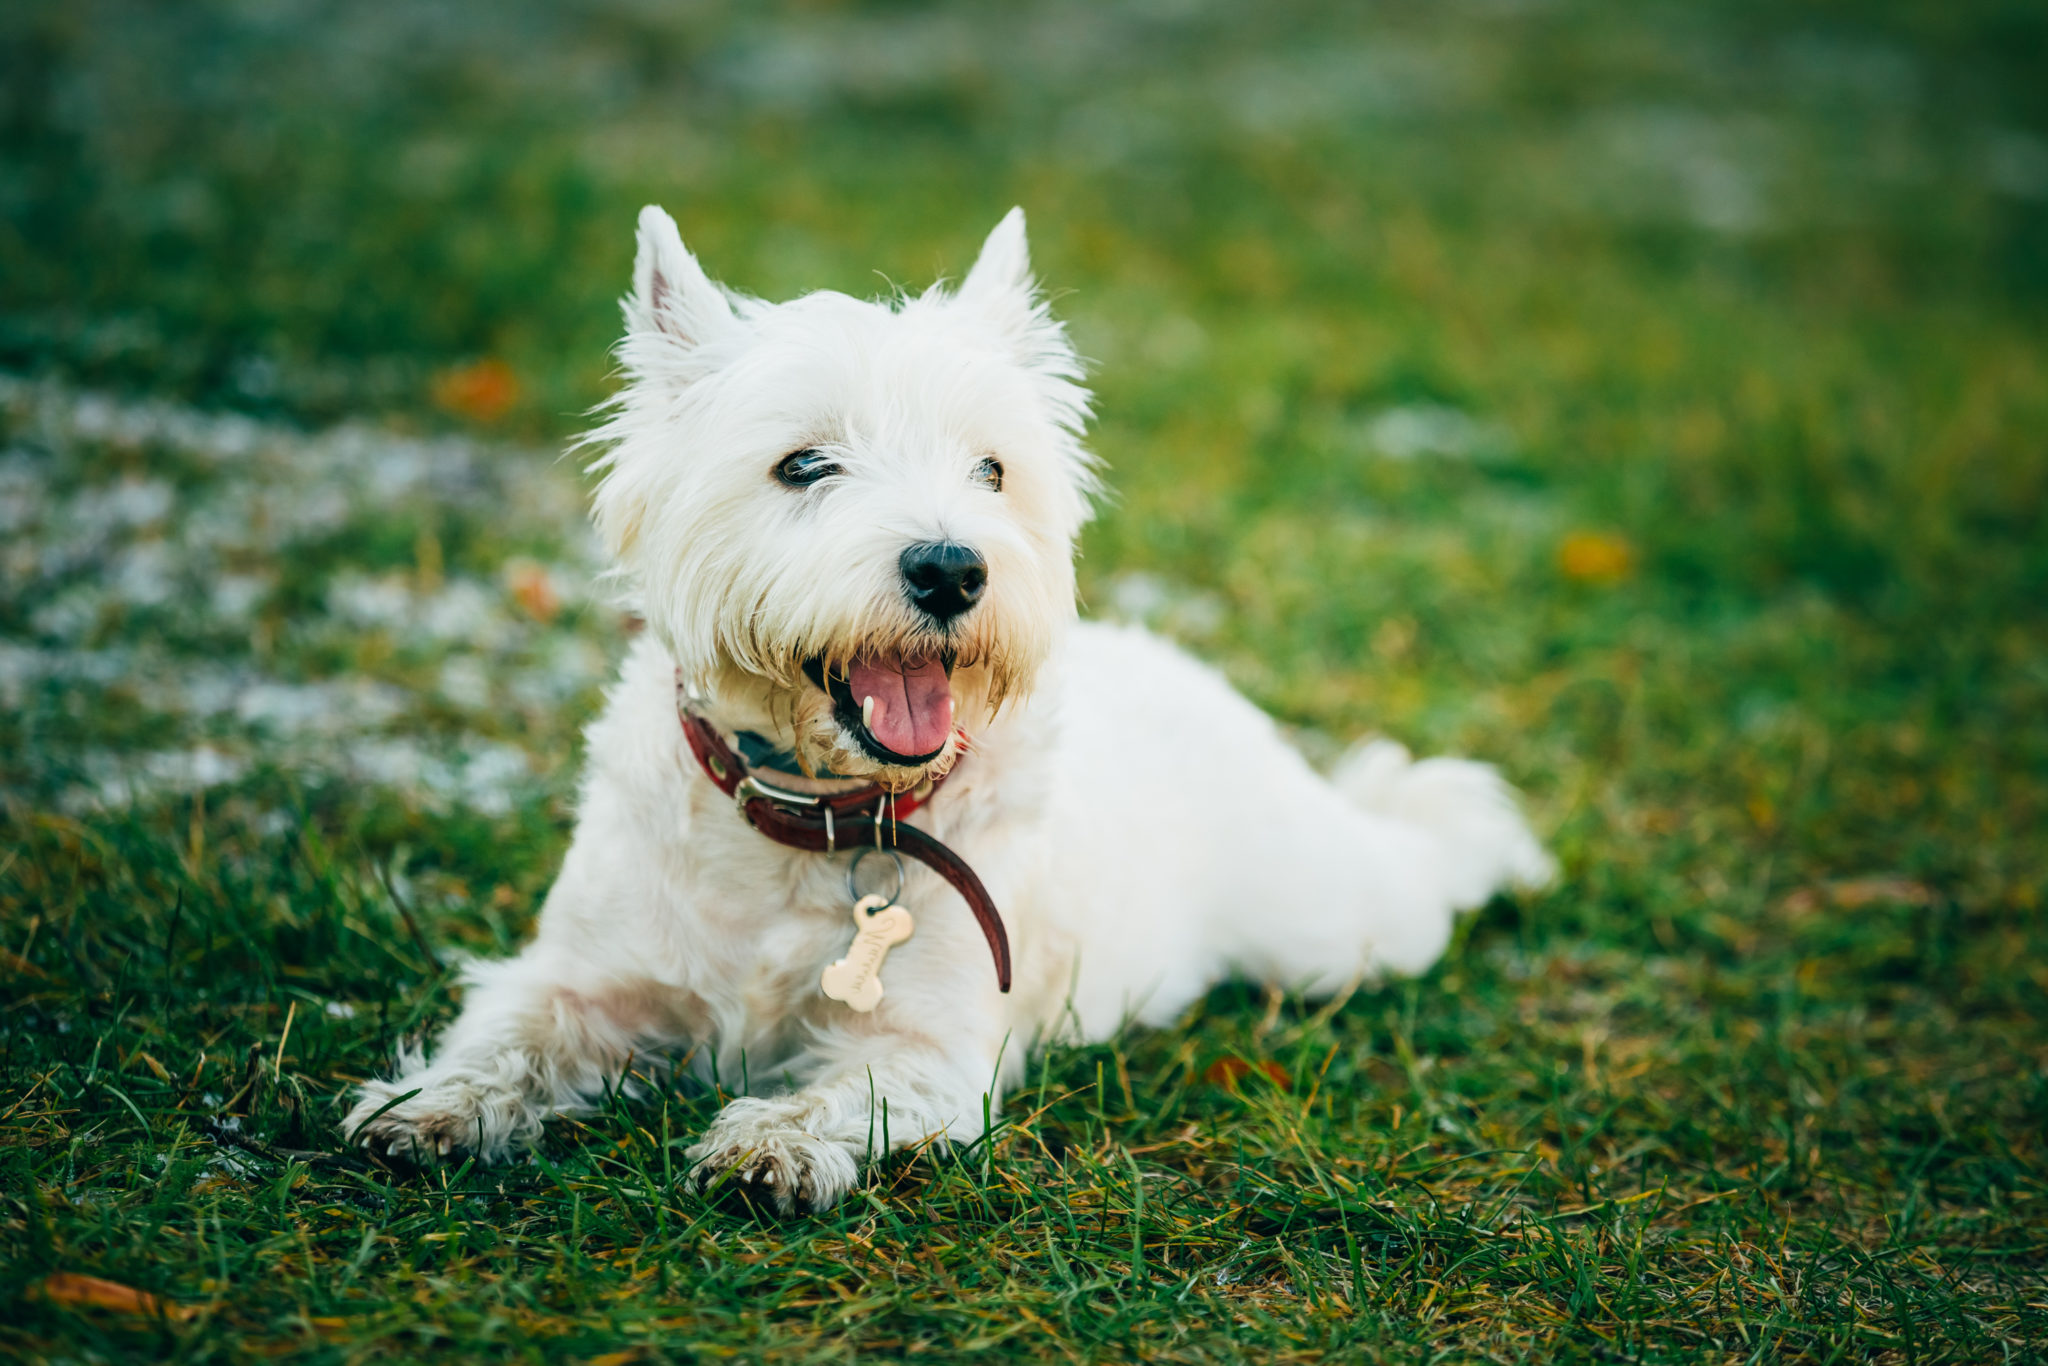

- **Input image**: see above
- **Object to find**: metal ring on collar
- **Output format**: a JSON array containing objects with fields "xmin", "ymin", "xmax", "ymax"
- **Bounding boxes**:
[{"xmin": 846, "ymin": 846, "xmax": 906, "ymax": 906}]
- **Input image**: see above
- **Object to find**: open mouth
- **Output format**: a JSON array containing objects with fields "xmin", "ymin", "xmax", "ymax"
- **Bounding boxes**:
[{"xmin": 803, "ymin": 650, "xmax": 957, "ymax": 766}]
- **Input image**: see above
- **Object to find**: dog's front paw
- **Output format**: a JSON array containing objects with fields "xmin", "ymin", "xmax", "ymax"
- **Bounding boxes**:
[
  {"xmin": 342, "ymin": 1077, "xmax": 505, "ymax": 1162},
  {"xmin": 684, "ymin": 1100, "xmax": 860, "ymax": 1216}
]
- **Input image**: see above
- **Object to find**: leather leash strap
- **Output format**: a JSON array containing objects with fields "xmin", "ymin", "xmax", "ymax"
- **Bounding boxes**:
[{"xmin": 678, "ymin": 702, "xmax": 1012, "ymax": 993}]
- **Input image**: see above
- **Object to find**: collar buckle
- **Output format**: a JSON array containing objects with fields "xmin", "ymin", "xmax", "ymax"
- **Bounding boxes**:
[{"xmin": 733, "ymin": 773, "xmax": 819, "ymax": 816}]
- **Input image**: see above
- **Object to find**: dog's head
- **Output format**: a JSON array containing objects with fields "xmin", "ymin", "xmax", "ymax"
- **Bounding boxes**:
[{"xmin": 585, "ymin": 206, "xmax": 1096, "ymax": 786}]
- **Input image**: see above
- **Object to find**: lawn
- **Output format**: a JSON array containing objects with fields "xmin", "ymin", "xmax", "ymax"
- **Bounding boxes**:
[{"xmin": 3, "ymin": 1, "xmax": 2046, "ymax": 1361}]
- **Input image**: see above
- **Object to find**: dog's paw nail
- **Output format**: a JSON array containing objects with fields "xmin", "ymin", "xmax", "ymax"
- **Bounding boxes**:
[{"xmin": 437, "ymin": 1138, "xmax": 451, "ymax": 1156}]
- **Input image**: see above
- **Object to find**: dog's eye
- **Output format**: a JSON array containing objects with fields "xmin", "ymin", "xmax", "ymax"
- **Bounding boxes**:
[
  {"xmin": 971, "ymin": 455, "xmax": 1004, "ymax": 492},
  {"xmin": 775, "ymin": 448, "xmax": 841, "ymax": 488}
]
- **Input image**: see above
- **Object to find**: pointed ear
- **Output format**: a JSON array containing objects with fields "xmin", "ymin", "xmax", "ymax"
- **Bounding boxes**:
[
  {"xmin": 956, "ymin": 207, "xmax": 1035, "ymax": 327},
  {"xmin": 954, "ymin": 207, "xmax": 1079, "ymax": 380},
  {"xmin": 626, "ymin": 205, "xmax": 734, "ymax": 348}
]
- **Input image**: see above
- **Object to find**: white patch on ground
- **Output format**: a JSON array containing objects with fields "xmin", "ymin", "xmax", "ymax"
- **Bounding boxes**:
[
  {"xmin": 324, "ymin": 572, "xmax": 580, "ymax": 652},
  {"xmin": 325, "ymin": 572, "xmax": 413, "ymax": 628},
  {"xmin": 1356, "ymin": 404, "xmax": 1513, "ymax": 462},
  {"xmin": 438, "ymin": 654, "xmax": 494, "ymax": 709},
  {"xmin": 1573, "ymin": 106, "xmax": 1781, "ymax": 235},
  {"xmin": 1102, "ymin": 570, "xmax": 1226, "ymax": 641},
  {"xmin": 1, "ymin": 374, "xmax": 612, "ymax": 818},
  {"xmin": 73, "ymin": 745, "xmax": 249, "ymax": 810},
  {"xmin": 67, "ymin": 478, "xmax": 177, "ymax": 534},
  {"xmin": 507, "ymin": 635, "xmax": 609, "ymax": 707},
  {"xmin": 418, "ymin": 580, "xmax": 515, "ymax": 649},
  {"xmin": 62, "ymin": 732, "xmax": 539, "ymax": 817},
  {"xmin": 0, "ymin": 457, "xmax": 49, "ymax": 534},
  {"xmin": 210, "ymin": 571, "xmax": 274, "ymax": 621},
  {"xmin": 235, "ymin": 678, "xmax": 409, "ymax": 736},
  {"xmin": 346, "ymin": 737, "xmax": 535, "ymax": 816},
  {"xmin": 111, "ymin": 540, "xmax": 179, "ymax": 606}
]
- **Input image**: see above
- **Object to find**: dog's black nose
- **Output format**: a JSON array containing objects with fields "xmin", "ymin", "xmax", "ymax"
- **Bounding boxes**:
[{"xmin": 899, "ymin": 541, "xmax": 987, "ymax": 623}]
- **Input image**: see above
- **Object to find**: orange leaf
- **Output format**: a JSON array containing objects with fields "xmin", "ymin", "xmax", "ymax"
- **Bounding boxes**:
[
  {"xmin": 432, "ymin": 358, "xmax": 520, "ymax": 423},
  {"xmin": 504, "ymin": 558, "xmax": 562, "ymax": 623},
  {"xmin": 32, "ymin": 1273, "xmax": 198, "ymax": 1321},
  {"xmin": 1203, "ymin": 1057, "xmax": 1289, "ymax": 1089}
]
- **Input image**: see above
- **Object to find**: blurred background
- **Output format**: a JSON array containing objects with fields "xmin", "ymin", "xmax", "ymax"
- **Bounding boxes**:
[
  {"xmin": 3, "ymin": 3, "xmax": 2046, "ymax": 1355},
  {"xmin": 5, "ymin": 0, "xmax": 2045, "ymax": 849},
  {"xmin": 4, "ymin": 0, "xmax": 2046, "ymax": 919}
]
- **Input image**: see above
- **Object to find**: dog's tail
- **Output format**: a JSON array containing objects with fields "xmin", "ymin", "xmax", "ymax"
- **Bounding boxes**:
[{"xmin": 1331, "ymin": 738, "xmax": 1555, "ymax": 911}]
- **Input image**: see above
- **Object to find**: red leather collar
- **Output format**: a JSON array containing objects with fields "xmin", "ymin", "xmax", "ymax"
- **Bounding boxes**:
[{"xmin": 677, "ymin": 686, "xmax": 1011, "ymax": 993}]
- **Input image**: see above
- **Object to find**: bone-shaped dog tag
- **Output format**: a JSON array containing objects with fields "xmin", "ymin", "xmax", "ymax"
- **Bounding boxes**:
[{"xmin": 820, "ymin": 893, "xmax": 914, "ymax": 1012}]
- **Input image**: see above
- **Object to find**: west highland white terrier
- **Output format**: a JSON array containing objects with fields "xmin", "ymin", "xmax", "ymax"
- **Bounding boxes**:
[{"xmin": 343, "ymin": 207, "xmax": 1553, "ymax": 1212}]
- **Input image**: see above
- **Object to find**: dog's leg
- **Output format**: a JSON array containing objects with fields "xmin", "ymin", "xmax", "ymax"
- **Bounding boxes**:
[
  {"xmin": 341, "ymin": 947, "xmax": 680, "ymax": 1162},
  {"xmin": 683, "ymin": 1024, "xmax": 1006, "ymax": 1215}
]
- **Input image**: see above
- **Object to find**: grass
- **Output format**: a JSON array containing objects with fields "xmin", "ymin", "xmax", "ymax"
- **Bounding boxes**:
[{"xmin": 3, "ymin": 0, "xmax": 2046, "ymax": 1361}]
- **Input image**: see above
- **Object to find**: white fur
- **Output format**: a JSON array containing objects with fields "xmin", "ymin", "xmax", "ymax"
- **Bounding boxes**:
[{"xmin": 343, "ymin": 208, "xmax": 1553, "ymax": 1212}]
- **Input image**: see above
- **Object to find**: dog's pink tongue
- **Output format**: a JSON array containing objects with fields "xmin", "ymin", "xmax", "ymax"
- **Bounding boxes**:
[{"xmin": 849, "ymin": 654, "xmax": 953, "ymax": 757}]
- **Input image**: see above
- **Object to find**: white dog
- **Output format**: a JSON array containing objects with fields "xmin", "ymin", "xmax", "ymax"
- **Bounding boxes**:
[{"xmin": 343, "ymin": 207, "xmax": 1552, "ymax": 1212}]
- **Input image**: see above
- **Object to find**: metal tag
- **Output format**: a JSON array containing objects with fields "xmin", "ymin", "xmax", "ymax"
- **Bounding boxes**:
[{"xmin": 820, "ymin": 893, "xmax": 914, "ymax": 1012}]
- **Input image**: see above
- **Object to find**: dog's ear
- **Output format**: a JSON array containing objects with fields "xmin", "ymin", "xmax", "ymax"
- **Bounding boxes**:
[
  {"xmin": 959, "ymin": 207, "xmax": 1033, "ymax": 313},
  {"xmin": 955, "ymin": 208, "xmax": 1075, "ymax": 375},
  {"xmin": 626, "ymin": 205, "xmax": 735, "ymax": 349},
  {"xmin": 590, "ymin": 208, "xmax": 739, "ymax": 559}
]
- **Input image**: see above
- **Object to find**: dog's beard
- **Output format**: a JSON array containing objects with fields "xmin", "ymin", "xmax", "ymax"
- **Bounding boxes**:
[
  {"xmin": 689, "ymin": 622, "xmax": 1030, "ymax": 788},
  {"xmin": 661, "ymin": 537, "xmax": 1068, "ymax": 785}
]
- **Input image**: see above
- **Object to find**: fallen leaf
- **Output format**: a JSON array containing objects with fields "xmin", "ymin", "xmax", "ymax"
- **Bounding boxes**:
[
  {"xmin": 432, "ymin": 358, "xmax": 520, "ymax": 423},
  {"xmin": 32, "ymin": 1272, "xmax": 199, "ymax": 1321},
  {"xmin": 1827, "ymin": 876, "xmax": 1935, "ymax": 908},
  {"xmin": 504, "ymin": 558, "xmax": 562, "ymax": 622},
  {"xmin": 1778, "ymin": 888, "xmax": 1822, "ymax": 916},
  {"xmin": 1780, "ymin": 876, "xmax": 1936, "ymax": 916},
  {"xmin": 0, "ymin": 946, "xmax": 48, "ymax": 978},
  {"xmin": 1558, "ymin": 531, "xmax": 1635, "ymax": 584},
  {"xmin": 1204, "ymin": 1057, "xmax": 1290, "ymax": 1090}
]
